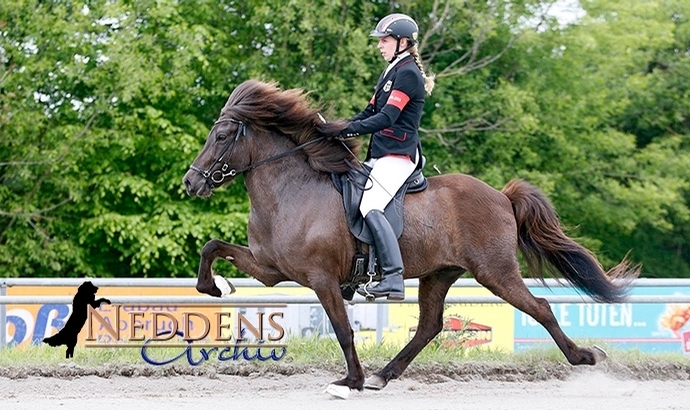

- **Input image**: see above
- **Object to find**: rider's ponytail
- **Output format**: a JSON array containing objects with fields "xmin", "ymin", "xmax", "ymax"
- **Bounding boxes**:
[{"xmin": 410, "ymin": 46, "xmax": 435, "ymax": 95}]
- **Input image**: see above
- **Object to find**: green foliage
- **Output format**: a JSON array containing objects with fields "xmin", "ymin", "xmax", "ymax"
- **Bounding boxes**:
[{"xmin": 1, "ymin": 0, "xmax": 689, "ymax": 278}]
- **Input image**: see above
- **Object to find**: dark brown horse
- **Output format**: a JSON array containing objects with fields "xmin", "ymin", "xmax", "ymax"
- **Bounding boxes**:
[{"xmin": 182, "ymin": 79, "xmax": 639, "ymax": 396}]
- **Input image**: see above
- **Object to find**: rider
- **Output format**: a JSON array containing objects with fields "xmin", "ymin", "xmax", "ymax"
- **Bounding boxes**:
[{"xmin": 340, "ymin": 13, "xmax": 435, "ymax": 300}]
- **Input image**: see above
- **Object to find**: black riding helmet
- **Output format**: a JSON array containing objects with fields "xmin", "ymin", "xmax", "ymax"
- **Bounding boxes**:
[{"xmin": 370, "ymin": 13, "xmax": 419, "ymax": 60}]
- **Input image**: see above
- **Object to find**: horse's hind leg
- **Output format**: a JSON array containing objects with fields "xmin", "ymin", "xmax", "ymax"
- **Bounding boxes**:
[
  {"xmin": 366, "ymin": 270, "xmax": 463, "ymax": 390},
  {"xmin": 474, "ymin": 256, "xmax": 603, "ymax": 365}
]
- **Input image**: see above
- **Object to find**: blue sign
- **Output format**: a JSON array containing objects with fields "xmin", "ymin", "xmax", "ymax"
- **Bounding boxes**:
[{"xmin": 514, "ymin": 286, "xmax": 690, "ymax": 353}]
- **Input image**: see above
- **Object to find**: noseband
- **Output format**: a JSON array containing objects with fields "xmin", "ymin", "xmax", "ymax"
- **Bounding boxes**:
[{"xmin": 188, "ymin": 117, "xmax": 329, "ymax": 187}]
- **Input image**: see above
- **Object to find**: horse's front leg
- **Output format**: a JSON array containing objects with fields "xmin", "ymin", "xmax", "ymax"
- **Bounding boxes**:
[
  {"xmin": 311, "ymin": 280, "xmax": 365, "ymax": 397},
  {"xmin": 196, "ymin": 239, "xmax": 287, "ymax": 297}
]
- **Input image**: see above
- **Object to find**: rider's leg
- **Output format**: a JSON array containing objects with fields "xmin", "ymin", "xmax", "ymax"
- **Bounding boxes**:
[
  {"xmin": 359, "ymin": 209, "xmax": 405, "ymax": 300},
  {"xmin": 357, "ymin": 154, "xmax": 417, "ymax": 300}
]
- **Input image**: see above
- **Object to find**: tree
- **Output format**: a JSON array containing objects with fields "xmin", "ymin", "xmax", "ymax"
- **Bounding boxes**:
[{"xmin": 1, "ymin": 0, "xmax": 689, "ymax": 279}]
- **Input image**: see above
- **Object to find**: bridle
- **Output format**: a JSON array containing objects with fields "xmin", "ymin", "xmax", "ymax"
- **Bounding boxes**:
[
  {"xmin": 188, "ymin": 118, "xmax": 246, "ymax": 187},
  {"xmin": 188, "ymin": 117, "xmax": 329, "ymax": 187}
]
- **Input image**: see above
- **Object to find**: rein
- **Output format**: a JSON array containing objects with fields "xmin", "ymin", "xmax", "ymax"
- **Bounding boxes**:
[{"xmin": 188, "ymin": 117, "xmax": 329, "ymax": 187}]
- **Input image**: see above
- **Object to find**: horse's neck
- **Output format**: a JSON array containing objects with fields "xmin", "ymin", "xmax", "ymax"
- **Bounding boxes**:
[
  {"xmin": 244, "ymin": 154, "xmax": 331, "ymax": 212},
  {"xmin": 242, "ymin": 133, "xmax": 338, "ymax": 228}
]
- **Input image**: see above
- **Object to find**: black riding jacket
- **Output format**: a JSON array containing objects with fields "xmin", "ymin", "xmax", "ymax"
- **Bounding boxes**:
[{"xmin": 344, "ymin": 54, "xmax": 425, "ymax": 160}]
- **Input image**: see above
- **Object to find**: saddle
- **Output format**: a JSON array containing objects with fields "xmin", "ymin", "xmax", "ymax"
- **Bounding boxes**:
[{"xmin": 331, "ymin": 158, "xmax": 428, "ymax": 300}]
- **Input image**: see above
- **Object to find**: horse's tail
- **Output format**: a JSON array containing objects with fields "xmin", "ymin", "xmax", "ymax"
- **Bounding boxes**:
[{"xmin": 502, "ymin": 179, "xmax": 640, "ymax": 303}]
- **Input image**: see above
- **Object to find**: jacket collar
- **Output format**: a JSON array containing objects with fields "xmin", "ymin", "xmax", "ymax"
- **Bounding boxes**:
[{"xmin": 384, "ymin": 52, "xmax": 412, "ymax": 77}]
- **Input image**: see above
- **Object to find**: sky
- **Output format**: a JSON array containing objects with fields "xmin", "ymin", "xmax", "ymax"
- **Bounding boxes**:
[{"xmin": 548, "ymin": 0, "xmax": 586, "ymax": 26}]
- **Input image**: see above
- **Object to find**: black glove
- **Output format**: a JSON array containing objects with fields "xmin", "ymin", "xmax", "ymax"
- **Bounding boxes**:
[{"xmin": 338, "ymin": 124, "xmax": 361, "ymax": 139}]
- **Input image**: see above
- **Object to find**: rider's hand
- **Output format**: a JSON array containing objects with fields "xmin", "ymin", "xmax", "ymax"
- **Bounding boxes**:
[{"xmin": 339, "ymin": 125, "xmax": 360, "ymax": 139}]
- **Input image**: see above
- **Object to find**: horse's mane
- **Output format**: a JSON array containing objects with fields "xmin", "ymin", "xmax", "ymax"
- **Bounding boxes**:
[{"xmin": 220, "ymin": 80, "xmax": 362, "ymax": 174}]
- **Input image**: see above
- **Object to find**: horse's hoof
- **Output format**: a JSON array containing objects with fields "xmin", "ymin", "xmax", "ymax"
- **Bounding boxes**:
[
  {"xmin": 213, "ymin": 275, "xmax": 236, "ymax": 297},
  {"xmin": 592, "ymin": 345, "xmax": 608, "ymax": 363},
  {"xmin": 323, "ymin": 384, "xmax": 350, "ymax": 399},
  {"xmin": 364, "ymin": 374, "xmax": 387, "ymax": 390},
  {"xmin": 196, "ymin": 283, "xmax": 221, "ymax": 297}
]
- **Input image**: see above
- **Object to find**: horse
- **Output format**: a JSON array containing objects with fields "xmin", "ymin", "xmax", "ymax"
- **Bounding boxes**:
[{"xmin": 182, "ymin": 79, "xmax": 639, "ymax": 397}]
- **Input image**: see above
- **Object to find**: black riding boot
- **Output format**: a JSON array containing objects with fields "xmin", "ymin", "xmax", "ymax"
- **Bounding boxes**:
[{"xmin": 357, "ymin": 209, "xmax": 405, "ymax": 301}]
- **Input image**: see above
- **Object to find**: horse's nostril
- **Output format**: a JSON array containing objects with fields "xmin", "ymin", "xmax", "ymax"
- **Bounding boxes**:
[{"xmin": 183, "ymin": 178, "xmax": 191, "ymax": 190}]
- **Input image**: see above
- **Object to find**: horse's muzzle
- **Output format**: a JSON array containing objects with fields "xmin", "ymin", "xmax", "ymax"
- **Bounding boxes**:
[{"xmin": 183, "ymin": 170, "xmax": 212, "ymax": 198}]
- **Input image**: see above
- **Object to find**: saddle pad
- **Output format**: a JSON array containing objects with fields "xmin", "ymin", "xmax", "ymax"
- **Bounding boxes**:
[{"xmin": 331, "ymin": 162, "xmax": 427, "ymax": 244}]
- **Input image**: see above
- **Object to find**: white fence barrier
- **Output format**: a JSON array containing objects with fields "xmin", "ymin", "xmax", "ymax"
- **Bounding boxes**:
[{"xmin": 2, "ymin": 277, "xmax": 690, "ymax": 348}]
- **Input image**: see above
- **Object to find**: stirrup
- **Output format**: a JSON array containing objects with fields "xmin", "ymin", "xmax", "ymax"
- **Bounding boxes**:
[{"xmin": 356, "ymin": 277, "xmax": 405, "ymax": 301}]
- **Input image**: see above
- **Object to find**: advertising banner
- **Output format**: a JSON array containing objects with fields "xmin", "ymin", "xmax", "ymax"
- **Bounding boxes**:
[
  {"xmin": 5, "ymin": 283, "xmax": 514, "ymax": 352},
  {"xmin": 382, "ymin": 286, "xmax": 514, "ymax": 351},
  {"xmin": 7, "ymin": 281, "xmax": 690, "ymax": 355},
  {"xmin": 514, "ymin": 285, "xmax": 690, "ymax": 353},
  {"xmin": 5, "ymin": 285, "xmax": 229, "ymax": 347},
  {"xmin": 247, "ymin": 285, "xmax": 514, "ymax": 351}
]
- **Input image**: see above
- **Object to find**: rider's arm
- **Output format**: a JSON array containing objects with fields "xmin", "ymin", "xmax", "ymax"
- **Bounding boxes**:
[
  {"xmin": 342, "ymin": 70, "xmax": 415, "ymax": 137},
  {"xmin": 350, "ymin": 102, "xmax": 376, "ymax": 122}
]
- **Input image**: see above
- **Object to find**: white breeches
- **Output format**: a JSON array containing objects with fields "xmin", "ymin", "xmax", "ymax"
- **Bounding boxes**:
[{"xmin": 359, "ymin": 152, "xmax": 419, "ymax": 217}]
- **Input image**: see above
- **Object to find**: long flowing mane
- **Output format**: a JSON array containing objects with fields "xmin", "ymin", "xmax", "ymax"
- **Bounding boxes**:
[{"xmin": 220, "ymin": 80, "xmax": 361, "ymax": 174}]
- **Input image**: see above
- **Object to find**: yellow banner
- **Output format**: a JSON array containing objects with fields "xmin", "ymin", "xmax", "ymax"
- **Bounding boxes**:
[
  {"xmin": 6, "ymin": 286, "xmax": 218, "ymax": 347},
  {"xmin": 6, "ymin": 284, "xmax": 514, "ymax": 352}
]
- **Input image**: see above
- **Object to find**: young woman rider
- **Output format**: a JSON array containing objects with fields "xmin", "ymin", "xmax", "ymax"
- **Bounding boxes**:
[{"xmin": 340, "ymin": 13, "xmax": 435, "ymax": 300}]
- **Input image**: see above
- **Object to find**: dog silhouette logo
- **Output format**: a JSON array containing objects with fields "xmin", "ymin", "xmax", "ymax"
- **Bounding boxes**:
[{"xmin": 42, "ymin": 281, "xmax": 111, "ymax": 358}]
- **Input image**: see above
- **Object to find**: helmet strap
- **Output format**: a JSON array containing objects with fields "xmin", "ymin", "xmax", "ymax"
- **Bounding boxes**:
[
  {"xmin": 390, "ymin": 38, "xmax": 413, "ymax": 62},
  {"xmin": 389, "ymin": 38, "xmax": 414, "ymax": 63}
]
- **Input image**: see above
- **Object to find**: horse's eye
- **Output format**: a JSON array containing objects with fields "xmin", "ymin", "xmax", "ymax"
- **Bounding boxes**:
[{"xmin": 216, "ymin": 133, "xmax": 227, "ymax": 141}]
